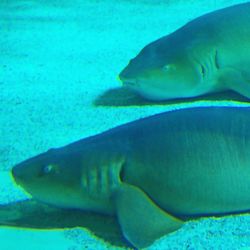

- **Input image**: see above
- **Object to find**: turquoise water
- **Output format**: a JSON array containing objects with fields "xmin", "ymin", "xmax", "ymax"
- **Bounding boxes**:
[{"xmin": 1, "ymin": 0, "xmax": 250, "ymax": 249}]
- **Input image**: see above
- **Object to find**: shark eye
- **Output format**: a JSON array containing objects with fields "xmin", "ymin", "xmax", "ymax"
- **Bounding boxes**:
[
  {"xmin": 41, "ymin": 164, "xmax": 57, "ymax": 176},
  {"xmin": 162, "ymin": 64, "xmax": 176, "ymax": 72}
]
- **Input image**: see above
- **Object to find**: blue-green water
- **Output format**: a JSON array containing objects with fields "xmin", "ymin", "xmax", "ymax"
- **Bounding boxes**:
[{"xmin": 1, "ymin": 0, "xmax": 250, "ymax": 249}]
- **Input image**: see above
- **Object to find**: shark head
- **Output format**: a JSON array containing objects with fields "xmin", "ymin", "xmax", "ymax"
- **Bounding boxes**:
[
  {"xmin": 119, "ymin": 34, "xmax": 204, "ymax": 101},
  {"xmin": 12, "ymin": 149, "xmax": 83, "ymax": 207},
  {"xmin": 11, "ymin": 145, "xmax": 118, "ymax": 214}
]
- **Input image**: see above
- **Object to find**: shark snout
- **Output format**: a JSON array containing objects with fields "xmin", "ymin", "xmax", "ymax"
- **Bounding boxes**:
[
  {"xmin": 119, "ymin": 72, "xmax": 138, "ymax": 87},
  {"xmin": 11, "ymin": 162, "xmax": 31, "ymax": 185},
  {"xmin": 12, "ymin": 164, "xmax": 24, "ymax": 184},
  {"xmin": 119, "ymin": 66, "xmax": 137, "ymax": 86}
]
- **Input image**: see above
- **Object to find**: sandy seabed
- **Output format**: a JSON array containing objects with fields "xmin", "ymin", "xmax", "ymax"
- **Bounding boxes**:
[{"xmin": 1, "ymin": 0, "xmax": 250, "ymax": 249}]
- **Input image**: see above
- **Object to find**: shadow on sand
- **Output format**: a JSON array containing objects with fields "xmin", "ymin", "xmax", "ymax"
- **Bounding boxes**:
[
  {"xmin": 94, "ymin": 87, "xmax": 249, "ymax": 107},
  {"xmin": 0, "ymin": 199, "xmax": 131, "ymax": 248}
]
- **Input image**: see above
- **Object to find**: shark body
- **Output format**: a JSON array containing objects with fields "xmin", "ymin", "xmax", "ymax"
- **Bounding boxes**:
[{"xmin": 12, "ymin": 106, "xmax": 250, "ymax": 248}]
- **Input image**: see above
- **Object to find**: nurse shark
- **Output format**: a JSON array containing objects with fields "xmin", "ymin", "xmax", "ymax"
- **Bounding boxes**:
[
  {"xmin": 12, "ymin": 106, "xmax": 250, "ymax": 248},
  {"xmin": 119, "ymin": 3, "xmax": 250, "ymax": 101}
]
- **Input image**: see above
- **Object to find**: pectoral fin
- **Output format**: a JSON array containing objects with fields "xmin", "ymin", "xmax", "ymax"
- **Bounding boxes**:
[{"xmin": 114, "ymin": 183, "xmax": 183, "ymax": 248}]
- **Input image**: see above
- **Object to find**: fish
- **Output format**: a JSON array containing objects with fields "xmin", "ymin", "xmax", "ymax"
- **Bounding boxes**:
[
  {"xmin": 11, "ymin": 106, "xmax": 250, "ymax": 248},
  {"xmin": 119, "ymin": 3, "xmax": 250, "ymax": 101}
]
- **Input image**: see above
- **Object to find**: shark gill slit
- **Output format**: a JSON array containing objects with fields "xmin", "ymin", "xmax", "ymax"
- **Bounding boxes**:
[
  {"xmin": 119, "ymin": 160, "xmax": 126, "ymax": 183},
  {"xmin": 200, "ymin": 64, "xmax": 206, "ymax": 79},
  {"xmin": 214, "ymin": 49, "xmax": 220, "ymax": 70}
]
